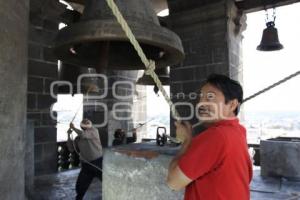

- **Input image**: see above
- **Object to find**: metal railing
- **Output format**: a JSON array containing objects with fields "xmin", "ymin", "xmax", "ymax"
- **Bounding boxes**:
[
  {"xmin": 248, "ymin": 144, "xmax": 260, "ymax": 166},
  {"xmin": 57, "ymin": 142, "xmax": 80, "ymax": 171}
]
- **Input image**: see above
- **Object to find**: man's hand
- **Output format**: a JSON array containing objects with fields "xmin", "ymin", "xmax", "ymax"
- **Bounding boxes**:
[
  {"xmin": 67, "ymin": 129, "xmax": 72, "ymax": 134},
  {"xmin": 69, "ymin": 122, "xmax": 84, "ymax": 135},
  {"xmin": 70, "ymin": 122, "xmax": 75, "ymax": 130},
  {"xmin": 167, "ymin": 121, "xmax": 193, "ymax": 190},
  {"xmin": 175, "ymin": 121, "xmax": 192, "ymax": 144}
]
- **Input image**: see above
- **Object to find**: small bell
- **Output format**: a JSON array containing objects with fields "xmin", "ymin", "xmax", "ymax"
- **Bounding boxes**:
[
  {"xmin": 137, "ymin": 67, "xmax": 169, "ymax": 95},
  {"xmin": 257, "ymin": 21, "xmax": 283, "ymax": 51},
  {"xmin": 58, "ymin": 63, "xmax": 102, "ymax": 95},
  {"xmin": 257, "ymin": 8, "xmax": 283, "ymax": 51},
  {"xmin": 137, "ymin": 67, "xmax": 170, "ymax": 86}
]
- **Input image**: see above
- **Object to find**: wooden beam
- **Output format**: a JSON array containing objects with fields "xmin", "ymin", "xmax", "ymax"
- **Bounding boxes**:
[
  {"xmin": 64, "ymin": 0, "xmax": 168, "ymax": 14},
  {"xmin": 64, "ymin": 0, "xmax": 84, "ymax": 4},
  {"xmin": 235, "ymin": 0, "xmax": 300, "ymax": 13}
]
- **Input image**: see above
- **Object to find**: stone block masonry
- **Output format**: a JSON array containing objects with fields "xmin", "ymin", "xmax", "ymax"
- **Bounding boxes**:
[{"xmin": 28, "ymin": 1, "xmax": 60, "ymax": 175}]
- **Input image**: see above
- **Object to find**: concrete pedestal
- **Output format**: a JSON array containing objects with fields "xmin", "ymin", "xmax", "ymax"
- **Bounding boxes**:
[
  {"xmin": 103, "ymin": 142, "xmax": 183, "ymax": 200},
  {"xmin": 260, "ymin": 137, "xmax": 300, "ymax": 181}
]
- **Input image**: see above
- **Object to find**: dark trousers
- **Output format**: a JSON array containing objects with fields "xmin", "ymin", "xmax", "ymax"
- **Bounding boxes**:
[{"xmin": 75, "ymin": 157, "xmax": 102, "ymax": 200}]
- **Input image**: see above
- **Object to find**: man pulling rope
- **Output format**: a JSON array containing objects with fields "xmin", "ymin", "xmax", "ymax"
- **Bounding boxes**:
[{"xmin": 67, "ymin": 119, "xmax": 103, "ymax": 200}]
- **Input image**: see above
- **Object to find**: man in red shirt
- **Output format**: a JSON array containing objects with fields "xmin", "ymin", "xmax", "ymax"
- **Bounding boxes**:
[{"xmin": 167, "ymin": 74, "xmax": 252, "ymax": 200}]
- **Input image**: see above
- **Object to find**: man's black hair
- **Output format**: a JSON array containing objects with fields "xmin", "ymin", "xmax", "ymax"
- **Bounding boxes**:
[{"xmin": 204, "ymin": 74, "xmax": 243, "ymax": 115}]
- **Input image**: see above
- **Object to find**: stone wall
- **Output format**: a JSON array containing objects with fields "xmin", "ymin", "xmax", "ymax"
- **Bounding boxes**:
[{"xmin": 28, "ymin": 6, "xmax": 60, "ymax": 175}]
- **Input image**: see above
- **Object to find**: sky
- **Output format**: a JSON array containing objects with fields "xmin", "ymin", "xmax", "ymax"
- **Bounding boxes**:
[
  {"xmin": 146, "ymin": 85, "xmax": 170, "ymax": 117},
  {"xmin": 52, "ymin": 94, "xmax": 83, "ymax": 141},
  {"xmin": 242, "ymin": 3, "xmax": 300, "ymax": 112}
]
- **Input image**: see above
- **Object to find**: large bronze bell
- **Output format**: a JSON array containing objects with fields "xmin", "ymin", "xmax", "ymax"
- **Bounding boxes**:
[
  {"xmin": 257, "ymin": 21, "xmax": 283, "ymax": 51},
  {"xmin": 54, "ymin": 0, "xmax": 184, "ymax": 70},
  {"xmin": 137, "ymin": 67, "xmax": 170, "ymax": 86}
]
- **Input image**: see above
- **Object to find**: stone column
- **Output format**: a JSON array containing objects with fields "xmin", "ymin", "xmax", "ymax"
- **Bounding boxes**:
[
  {"xmin": 168, "ymin": 0, "xmax": 245, "ymax": 135},
  {"xmin": 25, "ymin": 121, "xmax": 35, "ymax": 198},
  {"xmin": 0, "ymin": 1, "xmax": 29, "ymax": 199}
]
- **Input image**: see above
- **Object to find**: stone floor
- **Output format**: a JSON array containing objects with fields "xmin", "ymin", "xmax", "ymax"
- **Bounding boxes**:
[
  {"xmin": 33, "ymin": 169, "xmax": 101, "ymax": 200},
  {"xmin": 32, "ymin": 168, "xmax": 300, "ymax": 200},
  {"xmin": 251, "ymin": 169, "xmax": 300, "ymax": 200}
]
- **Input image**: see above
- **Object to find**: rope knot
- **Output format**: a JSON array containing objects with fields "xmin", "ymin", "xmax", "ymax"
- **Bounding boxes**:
[{"xmin": 145, "ymin": 60, "xmax": 156, "ymax": 75}]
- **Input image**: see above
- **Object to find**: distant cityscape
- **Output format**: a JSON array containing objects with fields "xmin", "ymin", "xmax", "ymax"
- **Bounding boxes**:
[
  {"xmin": 242, "ymin": 111, "xmax": 300, "ymax": 144},
  {"xmin": 144, "ymin": 111, "xmax": 300, "ymax": 143}
]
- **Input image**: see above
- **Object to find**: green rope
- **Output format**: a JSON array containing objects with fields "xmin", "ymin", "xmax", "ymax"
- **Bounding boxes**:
[{"xmin": 105, "ymin": 0, "xmax": 180, "ymax": 121}]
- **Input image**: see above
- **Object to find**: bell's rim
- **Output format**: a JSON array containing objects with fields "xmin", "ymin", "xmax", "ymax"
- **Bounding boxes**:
[
  {"xmin": 256, "ymin": 43, "xmax": 284, "ymax": 51},
  {"xmin": 54, "ymin": 19, "xmax": 185, "ymax": 69}
]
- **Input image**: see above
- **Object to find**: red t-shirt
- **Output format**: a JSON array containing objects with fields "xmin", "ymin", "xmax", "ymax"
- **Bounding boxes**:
[{"xmin": 178, "ymin": 119, "xmax": 252, "ymax": 200}]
